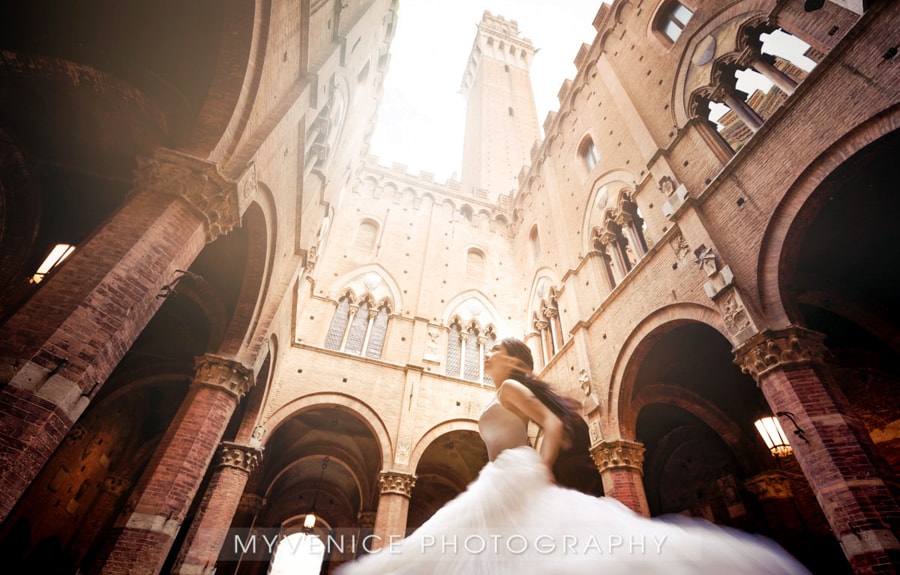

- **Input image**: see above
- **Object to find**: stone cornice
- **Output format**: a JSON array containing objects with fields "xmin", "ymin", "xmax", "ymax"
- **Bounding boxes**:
[
  {"xmin": 378, "ymin": 471, "xmax": 416, "ymax": 497},
  {"xmin": 192, "ymin": 354, "xmax": 254, "ymax": 400},
  {"xmin": 733, "ymin": 327, "xmax": 828, "ymax": 381},
  {"xmin": 590, "ymin": 439, "xmax": 645, "ymax": 474},
  {"xmin": 134, "ymin": 147, "xmax": 240, "ymax": 242}
]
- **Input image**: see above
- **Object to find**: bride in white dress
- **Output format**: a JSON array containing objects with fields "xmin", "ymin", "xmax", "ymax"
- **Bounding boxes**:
[{"xmin": 336, "ymin": 338, "xmax": 810, "ymax": 574}]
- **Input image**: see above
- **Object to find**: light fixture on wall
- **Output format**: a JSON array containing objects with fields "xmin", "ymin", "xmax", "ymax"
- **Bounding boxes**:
[
  {"xmin": 304, "ymin": 456, "xmax": 330, "ymax": 530},
  {"xmin": 755, "ymin": 411, "xmax": 809, "ymax": 458},
  {"xmin": 754, "ymin": 415, "xmax": 793, "ymax": 458}
]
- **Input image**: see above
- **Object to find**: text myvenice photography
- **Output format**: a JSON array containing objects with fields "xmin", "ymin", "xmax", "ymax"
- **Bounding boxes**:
[{"xmin": 216, "ymin": 527, "xmax": 699, "ymax": 563}]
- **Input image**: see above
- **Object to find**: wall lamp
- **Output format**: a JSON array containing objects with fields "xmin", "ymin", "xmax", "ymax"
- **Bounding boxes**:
[{"xmin": 754, "ymin": 411, "xmax": 809, "ymax": 458}]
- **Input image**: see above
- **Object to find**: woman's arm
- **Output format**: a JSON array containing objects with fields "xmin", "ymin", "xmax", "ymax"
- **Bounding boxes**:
[{"xmin": 497, "ymin": 380, "xmax": 565, "ymax": 467}]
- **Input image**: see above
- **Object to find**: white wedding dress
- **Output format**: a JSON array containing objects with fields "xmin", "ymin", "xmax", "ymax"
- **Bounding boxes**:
[{"xmin": 336, "ymin": 395, "xmax": 810, "ymax": 574}]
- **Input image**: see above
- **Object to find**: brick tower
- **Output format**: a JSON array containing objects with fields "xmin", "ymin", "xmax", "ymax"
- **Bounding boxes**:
[{"xmin": 460, "ymin": 11, "xmax": 540, "ymax": 198}]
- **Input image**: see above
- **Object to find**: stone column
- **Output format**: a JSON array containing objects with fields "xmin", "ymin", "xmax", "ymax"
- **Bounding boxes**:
[
  {"xmin": 735, "ymin": 327, "xmax": 900, "ymax": 573},
  {"xmin": 173, "ymin": 442, "xmax": 262, "ymax": 575},
  {"xmin": 371, "ymin": 471, "xmax": 416, "ymax": 550},
  {"xmin": 340, "ymin": 305, "xmax": 359, "ymax": 350},
  {"xmin": 590, "ymin": 439, "xmax": 649, "ymax": 516},
  {"xmin": 90, "ymin": 354, "xmax": 253, "ymax": 575},
  {"xmin": 718, "ymin": 88, "xmax": 764, "ymax": 132},
  {"xmin": 0, "ymin": 148, "xmax": 239, "ymax": 523},
  {"xmin": 615, "ymin": 211, "xmax": 646, "ymax": 261},
  {"xmin": 750, "ymin": 55, "xmax": 797, "ymax": 96},
  {"xmin": 599, "ymin": 232, "xmax": 627, "ymax": 283}
]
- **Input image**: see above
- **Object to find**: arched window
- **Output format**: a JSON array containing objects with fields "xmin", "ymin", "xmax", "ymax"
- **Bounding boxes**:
[
  {"xmin": 365, "ymin": 305, "xmax": 390, "ymax": 359},
  {"xmin": 344, "ymin": 299, "xmax": 371, "ymax": 355},
  {"xmin": 324, "ymin": 295, "xmax": 351, "ymax": 350},
  {"xmin": 578, "ymin": 136, "xmax": 599, "ymax": 172},
  {"xmin": 447, "ymin": 321, "xmax": 462, "ymax": 376},
  {"xmin": 324, "ymin": 294, "xmax": 390, "ymax": 358},
  {"xmin": 466, "ymin": 249, "xmax": 485, "ymax": 281},
  {"xmin": 354, "ymin": 220, "xmax": 378, "ymax": 250},
  {"xmin": 658, "ymin": 2, "xmax": 693, "ymax": 43},
  {"xmin": 446, "ymin": 321, "xmax": 494, "ymax": 384}
]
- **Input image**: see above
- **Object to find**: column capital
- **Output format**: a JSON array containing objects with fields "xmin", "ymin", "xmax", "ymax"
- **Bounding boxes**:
[
  {"xmin": 133, "ymin": 147, "xmax": 240, "ymax": 242},
  {"xmin": 217, "ymin": 442, "xmax": 262, "ymax": 473},
  {"xmin": 358, "ymin": 511, "xmax": 377, "ymax": 528},
  {"xmin": 192, "ymin": 354, "xmax": 254, "ymax": 400},
  {"xmin": 590, "ymin": 439, "xmax": 645, "ymax": 474},
  {"xmin": 102, "ymin": 474, "xmax": 132, "ymax": 496},
  {"xmin": 733, "ymin": 327, "xmax": 828, "ymax": 381},
  {"xmin": 614, "ymin": 211, "xmax": 634, "ymax": 227},
  {"xmin": 744, "ymin": 471, "xmax": 794, "ymax": 500},
  {"xmin": 378, "ymin": 471, "xmax": 416, "ymax": 498}
]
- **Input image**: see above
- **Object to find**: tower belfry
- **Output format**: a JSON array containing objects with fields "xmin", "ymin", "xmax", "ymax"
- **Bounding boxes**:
[{"xmin": 460, "ymin": 11, "xmax": 540, "ymax": 199}]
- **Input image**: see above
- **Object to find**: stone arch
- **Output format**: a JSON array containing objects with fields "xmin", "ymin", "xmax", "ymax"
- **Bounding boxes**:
[
  {"xmin": 758, "ymin": 105, "xmax": 900, "ymax": 328},
  {"xmin": 327, "ymin": 263, "xmax": 402, "ymax": 311},
  {"xmin": 607, "ymin": 302, "xmax": 728, "ymax": 437},
  {"xmin": 408, "ymin": 419, "xmax": 481, "ymax": 471},
  {"xmin": 185, "ymin": 0, "xmax": 259, "ymax": 164},
  {"xmin": 263, "ymin": 392, "xmax": 394, "ymax": 471},
  {"xmin": 217, "ymin": 199, "xmax": 271, "ymax": 357}
]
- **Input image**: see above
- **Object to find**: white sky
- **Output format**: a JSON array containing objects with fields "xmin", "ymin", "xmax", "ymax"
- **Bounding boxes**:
[
  {"xmin": 367, "ymin": 2, "xmax": 816, "ymax": 181},
  {"xmin": 368, "ymin": 0, "xmax": 606, "ymax": 181}
]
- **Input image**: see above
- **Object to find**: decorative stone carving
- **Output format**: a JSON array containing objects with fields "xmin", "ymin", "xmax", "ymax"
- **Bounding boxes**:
[
  {"xmin": 744, "ymin": 471, "xmax": 794, "ymax": 500},
  {"xmin": 659, "ymin": 176, "xmax": 676, "ymax": 196},
  {"xmin": 239, "ymin": 162, "xmax": 257, "ymax": 200},
  {"xmin": 424, "ymin": 326, "xmax": 440, "ymax": 362},
  {"xmin": 590, "ymin": 439, "xmax": 645, "ymax": 474},
  {"xmin": 102, "ymin": 475, "xmax": 132, "ymax": 496},
  {"xmin": 579, "ymin": 369, "xmax": 599, "ymax": 413},
  {"xmin": 717, "ymin": 290, "xmax": 752, "ymax": 334},
  {"xmin": 378, "ymin": 471, "xmax": 416, "ymax": 497},
  {"xmin": 218, "ymin": 442, "xmax": 262, "ymax": 473},
  {"xmin": 669, "ymin": 231, "xmax": 691, "ymax": 261},
  {"xmin": 733, "ymin": 327, "xmax": 828, "ymax": 381},
  {"xmin": 694, "ymin": 245, "xmax": 718, "ymax": 277},
  {"xmin": 66, "ymin": 424, "xmax": 87, "ymax": 444},
  {"xmin": 192, "ymin": 354, "xmax": 254, "ymax": 400},
  {"xmin": 134, "ymin": 147, "xmax": 240, "ymax": 242}
]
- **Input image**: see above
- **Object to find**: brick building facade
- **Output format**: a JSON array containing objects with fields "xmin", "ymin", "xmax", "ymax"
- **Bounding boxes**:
[{"xmin": 0, "ymin": 1, "xmax": 897, "ymax": 574}]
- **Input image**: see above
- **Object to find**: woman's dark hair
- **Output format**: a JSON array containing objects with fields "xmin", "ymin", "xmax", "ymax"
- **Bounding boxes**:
[{"xmin": 500, "ymin": 338, "xmax": 596, "ymax": 491}]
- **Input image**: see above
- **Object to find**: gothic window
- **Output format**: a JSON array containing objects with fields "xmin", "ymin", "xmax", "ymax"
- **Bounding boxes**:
[
  {"xmin": 365, "ymin": 306, "xmax": 390, "ymax": 359},
  {"xmin": 658, "ymin": 2, "xmax": 693, "ymax": 43},
  {"xmin": 325, "ymin": 295, "xmax": 351, "ymax": 350},
  {"xmin": 460, "ymin": 205, "xmax": 473, "ymax": 221},
  {"xmin": 324, "ymin": 294, "xmax": 391, "ymax": 358},
  {"xmin": 533, "ymin": 286, "xmax": 563, "ymax": 366},
  {"xmin": 344, "ymin": 299, "xmax": 370, "ymax": 355},
  {"xmin": 354, "ymin": 220, "xmax": 378, "ymax": 250},
  {"xmin": 466, "ymin": 249, "xmax": 485, "ymax": 281},
  {"xmin": 578, "ymin": 136, "xmax": 599, "ymax": 173},
  {"xmin": 447, "ymin": 321, "xmax": 462, "ymax": 377},
  {"xmin": 446, "ymin": 321, "xmax": 494, "ymax": 383}
]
